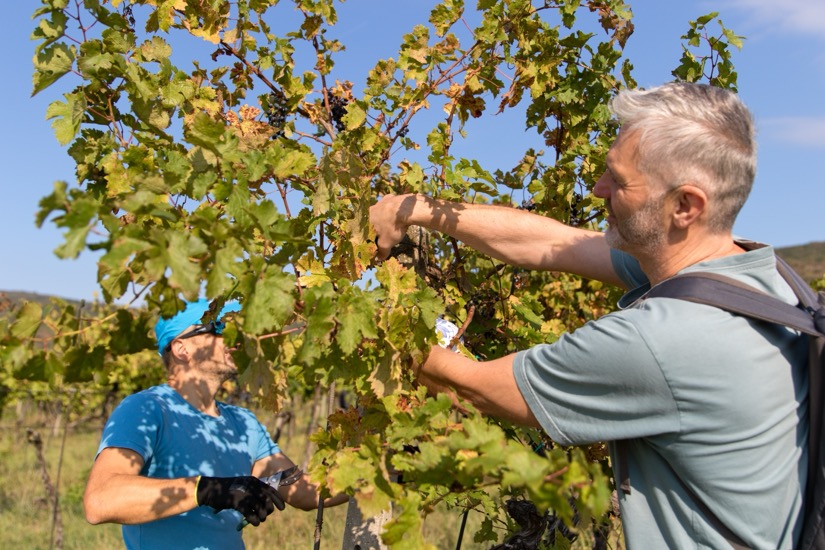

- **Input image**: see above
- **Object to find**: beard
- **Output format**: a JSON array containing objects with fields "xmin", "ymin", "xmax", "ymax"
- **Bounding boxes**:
[
  {"xmin": 192, "ymin": 344, "xmax": 238, "ymax": 382},
  {"xmin": 604, "ymin": 193, "xmax": 667, "ymax": 254}
]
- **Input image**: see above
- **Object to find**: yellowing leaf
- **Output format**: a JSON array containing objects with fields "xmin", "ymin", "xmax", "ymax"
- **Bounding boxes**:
[
  {"xmin": 140, "ymin": 36, "xmax": 172, "ymax": 61},
  {"xmin": 298, "ymin": 272, "xmax": 331, "ymax": 288},
  {"xmin": 45, "ymin": 92, "xmax": 86, "ymax": 145},
  {"xmin": 32, "ymin": 43, "xmax": 75, "ymax": 96}
]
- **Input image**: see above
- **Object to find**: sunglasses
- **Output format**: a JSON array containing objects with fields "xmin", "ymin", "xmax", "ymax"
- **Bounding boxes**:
[{"xmin": 164, "ymin": 320, "xmax": 226, "ymax": 353}]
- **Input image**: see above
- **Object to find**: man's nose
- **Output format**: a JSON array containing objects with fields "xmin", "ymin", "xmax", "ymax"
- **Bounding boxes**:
[{"xmin": 593, "ymin": 173, "xmax": 610, "ymax": 199}]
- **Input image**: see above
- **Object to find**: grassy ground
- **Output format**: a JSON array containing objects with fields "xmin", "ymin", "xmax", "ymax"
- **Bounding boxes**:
[{"xmin": 0, "ymin": 403, "xmax": 492, "ymax": 550}]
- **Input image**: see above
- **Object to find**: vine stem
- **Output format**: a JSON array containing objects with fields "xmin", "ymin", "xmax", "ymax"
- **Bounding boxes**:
[
  {"xmin": 34, "ymin": 310, "xmax": 121, "ymax": 343},
  {"xmin": 313, "ymin": 382, "xmax": 337, "ymax": 550},
  {"xmin": 256, "ymin": 323, "xmax": 305, "ymax": 341},
  {"xmin": 453, "ymin": 304, "xmax": 475, "ymax": 345},
  {"xmin": 51, "ymin": 393, "xmax": 74, "ymax": 550}
]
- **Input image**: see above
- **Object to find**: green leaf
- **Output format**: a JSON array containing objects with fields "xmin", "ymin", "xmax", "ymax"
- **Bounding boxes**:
[
  {"xmin": 10, "ymin": 302, "xmax": 43, "ymax": 339},
  {"xmin": 381, "ymin": 493, "xmax": 427, "ymax": 547},
  {"xmin": 723, "ymin": 28, "xmax": 745, "ymax": 49},
  {"xmin": 343, "ymin": 102, "xmax": 367, "ymax": 130},
  {"xmin": 99, "ymin": 237, "xmax": 152, "ymax": 299},
  {"xmin": 77, "ymin": 39, "xmax": 116, "ymax": 78},
  {"xmin": 186, "ymin": 112, "xmax": 228, "ymax": 152},
  {"xmin": 133, "ymin": 98, "xmax": 172, "ymax": 131},
  {"xmin": 144, "ymin": 230, "xmax": 209, "ymax": 295},
  {"xmin": 429, "ymin": 0, "xmax": 464, "ymax": 37},
  {"xmin": 32, "ymin": 43, "xmax": 75, "ymax": 96},
  {"xmin": 243, "ymin": 266, "xmax": 296, "ymax": 334},
  {"xmin": 336, "ymin": 288, "xmax": 379, "ymax": 355},
  {"xmin": 140, "ymin": 36, "xmax": 173, "ymax": 62},
  {"xmin": 15, "ymin": 353, "xmax": 50, "ymax": 382},
  {"xmin": 206, "ymin": 239, "xmax": 244, "ymax": 297},
  {"xmin": 36, "ymin": 181, "xmax": 68, "ymax": 227},
  {"xmin": 55, "ymin": 224, "xmax": 92, "ymax": 259},
  {"xmin": 102, "ymin": 27, "xmax": 136, "ymax": 54},
  {"xmin": 32, "ymin": 7, "xmax": 68, "ymax": 46},
  {"xmin": 46, "ymin": 92, "xmax": 86, "ymax": 145},
  {"xmin": 297, "ymin": 284, "xmax": 336, "ymax": 364},
  {"xmin": 64, "ymin": 345, "xmax": 106, "ymax": 382}
]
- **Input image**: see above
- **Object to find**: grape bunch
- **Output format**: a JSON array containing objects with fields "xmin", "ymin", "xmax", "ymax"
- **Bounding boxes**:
[
  {"xmin": 329, "ymin": 96, "xmax": 348, "ymax": 132},
  {"xmin": 569, "ymin": 192, "xmax": 583, "ymax": 226},
  {"xmin": 123, "ymin": 5, "xmax": 136, "ymax": 28},
  {"xmin": 267, "ymin": 91, "xmax": 288, "ymax": 139}
]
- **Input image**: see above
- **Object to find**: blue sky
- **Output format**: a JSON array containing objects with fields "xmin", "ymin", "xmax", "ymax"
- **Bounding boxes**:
[{"xmin": 1, "ymin": 0, "xmax": 823, "ymax": 302}]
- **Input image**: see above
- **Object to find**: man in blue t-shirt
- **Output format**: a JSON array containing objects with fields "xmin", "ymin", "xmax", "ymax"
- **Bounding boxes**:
[
  {"xmin": 83, "ymin": 300, "xmax": 347, "ymax": 549},
  {"xmin": 369, "ymin": 82, "xmax": 808, "ymax": 548}
]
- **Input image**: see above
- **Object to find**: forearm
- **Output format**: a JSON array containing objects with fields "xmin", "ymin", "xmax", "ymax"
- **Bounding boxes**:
[
  {"xmin": 84, "ymin": 473, "xmax": 199, "ymax": 525},
  {"xmin": 373, "ymin": 194, "xmax": 623, "ymax": 286},
  {"xmin": 282, "ymin": 474, "xmax": 349, "ymax": 511},
  {"xmin": 253, "ymin": 455, "xmax": 348, "ymax": 511},
  {"xmin": 418, "ymin": 346, "xmax": 540, "ymax": 428}
]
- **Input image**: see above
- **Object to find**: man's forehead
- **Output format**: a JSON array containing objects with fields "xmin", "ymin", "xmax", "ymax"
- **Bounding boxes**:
[{"xmin": 606, "ymin": 129, "xmax": 641, "ymax": 163}]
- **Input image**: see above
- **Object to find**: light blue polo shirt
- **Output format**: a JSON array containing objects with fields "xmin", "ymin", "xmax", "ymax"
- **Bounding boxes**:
[{"xmin": 513, "ymin": 246, "xmax": 808, "ymax": 548}]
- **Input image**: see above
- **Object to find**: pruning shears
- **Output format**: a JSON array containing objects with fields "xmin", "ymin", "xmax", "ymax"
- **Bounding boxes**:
[{"xmin": 236, "ymin": 466, "xmax": 302, "ymax": 531}]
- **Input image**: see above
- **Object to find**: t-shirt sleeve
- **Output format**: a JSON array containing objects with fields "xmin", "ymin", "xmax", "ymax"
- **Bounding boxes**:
[
  {"xmin": 513, "ymin": 311, "xmax": 680, "ymax": 446},
  {"xmin": 96, "ymin": 393, "xmax": 162, "ymax": 463},
  {"xmin": 610, "ymin": 248, "xmax": 648, "ymax": 290},
  {"xmin": 237, "ymin": 408, "xmax": 281, "ymax": 461}
]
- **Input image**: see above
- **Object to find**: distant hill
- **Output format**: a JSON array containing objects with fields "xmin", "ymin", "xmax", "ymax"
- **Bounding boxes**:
[
  {"xmin": 1, "ymin": 291, "xmax": 86, "ymax": 310},
  {"xmin": 775, "ymin": 241, "xmax": 825, "ymax": 284}
]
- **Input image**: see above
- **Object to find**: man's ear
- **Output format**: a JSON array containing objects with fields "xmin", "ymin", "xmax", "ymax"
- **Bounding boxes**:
[
  {"xmin": 671, "ymin": 184, "xmax": 707, "ymax": 229},
  {"xmin": 168, "ymin": 339, "xmax": 191, "ymax": 365}
]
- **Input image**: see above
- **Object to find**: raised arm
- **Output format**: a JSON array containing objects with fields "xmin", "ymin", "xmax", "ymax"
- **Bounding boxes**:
[{"xmin": 369, "ymin": 194, "xmax": 625, "ymax": 288}]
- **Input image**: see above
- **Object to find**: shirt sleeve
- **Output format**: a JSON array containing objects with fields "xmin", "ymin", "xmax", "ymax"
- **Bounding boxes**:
[
  {"xmin": 236, "ymin": 408, "xmax": 282, "ymax": 461},
  {"xmin": 610, "ymin": 248, "xmax": 648, "ymax": 289},
  {"xmin": 512, "ymin": 310, "xmax": 680, "ymax": 446},
  {"xmin": 96, "ymin": 392, "xmax": 162, "ymax": 464}
]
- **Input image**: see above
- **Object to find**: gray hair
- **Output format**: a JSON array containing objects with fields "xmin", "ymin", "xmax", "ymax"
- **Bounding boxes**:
[{"xmin": 609, "ymin": 82, "xmax": 757, "ymax": 233}]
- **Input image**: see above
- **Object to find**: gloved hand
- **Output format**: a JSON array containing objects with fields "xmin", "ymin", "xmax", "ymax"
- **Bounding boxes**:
[{"xmin": 196, "ymin": 476, "xmax": 286, "ymax": 526}]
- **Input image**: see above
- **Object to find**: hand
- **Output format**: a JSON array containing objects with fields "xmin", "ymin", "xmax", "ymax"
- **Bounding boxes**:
[
  {"xmin": 196, "ymin": 476, "xmax": 285, "ymax": 526},
  {"xmin": 369, "ymin": 194, "xmax": 418, "ymax": 260}
]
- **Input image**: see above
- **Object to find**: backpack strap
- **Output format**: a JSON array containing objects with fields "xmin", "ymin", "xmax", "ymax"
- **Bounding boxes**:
[{"xmin": 646, "ymin": 271, "xmax": 824, "ymax": 338}]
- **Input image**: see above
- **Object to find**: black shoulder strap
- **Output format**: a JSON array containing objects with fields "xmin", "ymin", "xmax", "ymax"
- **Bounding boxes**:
[{"xmin": 645, "ymin": 269, "xmax": 824, "ymax": 338}]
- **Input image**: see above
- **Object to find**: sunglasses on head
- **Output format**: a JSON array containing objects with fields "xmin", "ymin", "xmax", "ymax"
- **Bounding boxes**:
[{"xmin": 164, "ymin": 320, "xmax": 226, "ymax": 353}]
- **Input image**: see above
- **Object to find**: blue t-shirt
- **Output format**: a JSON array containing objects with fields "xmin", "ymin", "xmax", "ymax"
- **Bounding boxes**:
[
  {"xmin": 96, "ymin": 384, "xmax": 281, "ymax": 550},
  {"xmin": 513, "ymin": 246, "xmax": 808, "ymax": 549}
]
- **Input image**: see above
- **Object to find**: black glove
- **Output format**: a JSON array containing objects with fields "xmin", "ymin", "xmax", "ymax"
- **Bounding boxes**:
[{"xmin": 196, "ymin": 476, "xmax": 286, "ymax": 526}]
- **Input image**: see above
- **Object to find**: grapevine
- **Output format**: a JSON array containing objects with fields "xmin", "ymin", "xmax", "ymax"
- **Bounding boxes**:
[{"xmin": 14, "ymin": 1, "xmax": 744, "ymax": 546}]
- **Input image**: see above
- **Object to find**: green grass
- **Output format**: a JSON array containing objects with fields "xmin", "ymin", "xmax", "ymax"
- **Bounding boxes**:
[{"xmin": 0, "ymin": 405, "xmax": 492, "ymax": 550}]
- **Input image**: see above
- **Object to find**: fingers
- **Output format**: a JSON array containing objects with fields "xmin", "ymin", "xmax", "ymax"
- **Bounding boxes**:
[
  {"xmin": 374, "ymin": 235, "xmax": 394, "ymax": 262},
  {"xmin": 368, "ymin": 196, "xmax": 405, "ymax": 261},
  {"xmin": 236, "ymin": 479, "xmax": 284, "ymax": 528},
  {"xmin": 245, "ymin": 511, "xmax": 262, "ymax": 527},
  {"xmin": 264, "ymin": 484, "xmax": 286, "ymax": 511}
]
